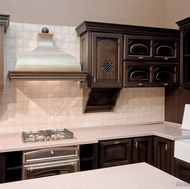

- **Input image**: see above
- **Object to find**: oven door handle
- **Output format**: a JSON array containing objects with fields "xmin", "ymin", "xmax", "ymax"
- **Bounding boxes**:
[{"xmin": 24, "ymin": 159, "xmax": 79, "ymax": 171}]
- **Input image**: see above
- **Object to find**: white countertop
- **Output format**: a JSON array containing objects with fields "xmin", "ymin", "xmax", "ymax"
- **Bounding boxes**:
[
  {"xmin": 1, "ymin": 122, "xmax": 190, "ymax": 153},
  {"xmin": 0, "ymin": 162, "xmax": 188, "ymax": 189}
]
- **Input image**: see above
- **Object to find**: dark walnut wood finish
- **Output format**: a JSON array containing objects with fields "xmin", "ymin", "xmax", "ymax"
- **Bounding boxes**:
[
  {"xmin": 175, "ymin": 158, "xmax": 190, "ymax": 183},
  {"xmin": 76, "ymin": 21, "xmax": 180, "ymax": 112},
  {"xmin": 165, "ymin": 17, "xmax": 190, "ymax": 124},
  {"xmin": 80, "ymin": 144, "xmax": 98, "ymax": 171},
  {"xmin": 99, "ymin": 138, "xmax": 132, "ymax": 168},
  {"xmin": 0, "ymin": 14, "xmax": 10, "ymax": 90},
  {"xmin": 154, "ymin": 136, "xmax": 174, "ymax": 175},
  {"xmin": 132, "ymin": 136, "xmax": 153, "ymax": 165}
]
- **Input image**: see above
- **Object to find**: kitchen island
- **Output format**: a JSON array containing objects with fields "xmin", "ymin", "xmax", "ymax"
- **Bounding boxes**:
[{"xmin": 0, "ymin": 162, "xmax": 188, "ymax": 189}]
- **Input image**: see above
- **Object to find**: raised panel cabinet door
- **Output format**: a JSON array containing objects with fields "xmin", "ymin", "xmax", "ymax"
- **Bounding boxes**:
[
  {"xmin": 154, "ymin": 137, "xmax": 174, "ymax": 175},
  {"xmin": 99, "ymin": 138, "xmax": 132, "ymax": 168},
  {"xmin": 91, "ymin": 32, "xmax": 123, "ymax": 88},
  {"xmin": 132, "ymin": 137, "xmax": 153, "ymax": 165}
]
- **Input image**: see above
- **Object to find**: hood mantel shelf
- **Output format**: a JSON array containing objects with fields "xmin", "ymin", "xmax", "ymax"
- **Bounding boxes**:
[{"xmin": 8, "ymin": 71, "xmax": 89, "ymax": 81}]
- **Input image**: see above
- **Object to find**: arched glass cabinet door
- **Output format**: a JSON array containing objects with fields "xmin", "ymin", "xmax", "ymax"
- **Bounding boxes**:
[
  {"xmin": 124, "ymin": 35, "xmax": 152, "ymax": 61},
  {"xmin": 154, "ymin": 39, "xmax": 179, "ymax": 61},
  {"xmin": 153, "ymin": 65, "xmax": 178, "ymax": 87}
]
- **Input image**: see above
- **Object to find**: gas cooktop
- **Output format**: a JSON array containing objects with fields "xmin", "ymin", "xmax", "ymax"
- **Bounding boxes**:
[{"xmin": 22, "ymin": 128, "xmax": 74, "ymax": 142}]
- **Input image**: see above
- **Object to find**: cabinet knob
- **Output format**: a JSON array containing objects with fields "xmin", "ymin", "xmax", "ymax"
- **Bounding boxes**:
[
  {"xmin": 139, "ymin": 56, "xmax": 144, "ymax": 59},
  {"xmin": 138, "ymin": 83, "xmax": 143, "ymax": 86},
  {"xmin": 163, "ymin": 83, "xmax": 168, "ymax": 86},
  {"xmin": 164, "ymin": 57, "xmax": 169, "ymax": 60},
  {"xmin": 50, "ymin": 150, "xmax": 54, "ymax": 155}
]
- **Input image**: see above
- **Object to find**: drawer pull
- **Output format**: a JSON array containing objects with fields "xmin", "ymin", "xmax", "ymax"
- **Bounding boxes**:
[
  {"xmin": 51, "ymin": 150, "xmax": 54, "ymax": 155},
  {"xmin": 114, "ymin": 141, "xmax": 120, "ymax": 144}
]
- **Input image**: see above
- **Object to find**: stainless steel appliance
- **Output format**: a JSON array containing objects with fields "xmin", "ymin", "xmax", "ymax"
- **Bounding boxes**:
[
  {"xmin": 22, "ymin": 146, "xmax": 79, "ymax": 179},
  {"xmin": 22, "ymin": 129, "xmax": 79, "ymax": 180}
]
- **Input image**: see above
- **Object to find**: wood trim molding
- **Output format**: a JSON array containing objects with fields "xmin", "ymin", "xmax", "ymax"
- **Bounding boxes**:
[{"xmin": 8, "ymin": 71, "xmax": 89, "ymax": 81}]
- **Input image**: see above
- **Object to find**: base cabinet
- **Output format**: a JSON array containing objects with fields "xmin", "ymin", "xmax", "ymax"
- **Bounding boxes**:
[
  {"xmin": 0, "ymin": 151, "xmax": 22, "ymax": 183},
  {"xmin": 175, "ymin": 158, "xmax": 190, "ymax": 183},
  {"xmin": 99, "ymin": 138, "xmax": 132, "ymax": 168},
  {"xmin": 80, "ymin": 144, "xmax": 98, "ymax": 171},
  {"xmin": 132, "ymin": 136, "xmax": 153, "ymax": 165},
  {"xmin": 153, "ymin": 137, "xmax": 174, "ymax": 175}
]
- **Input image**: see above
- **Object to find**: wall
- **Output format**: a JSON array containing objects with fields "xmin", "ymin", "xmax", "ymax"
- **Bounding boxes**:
[
  {"xmin": 0, "ymin": 22, "xmax": 165, "ymax": 133},
  {"xmin": 0, "ymin": 0, "xmax": 166, "ymax": 27},
  {"xmin": 164, "ymin": 0, "xmax": 190, "ymax": 29}
]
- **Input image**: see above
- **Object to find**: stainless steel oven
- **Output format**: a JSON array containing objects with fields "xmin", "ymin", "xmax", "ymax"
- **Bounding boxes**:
[{"xmin": 22, "ymin": 146, "xmax": 79, "ymax": 180}]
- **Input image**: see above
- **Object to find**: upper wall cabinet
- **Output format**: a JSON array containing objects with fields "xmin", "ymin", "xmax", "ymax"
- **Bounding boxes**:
[
  {"xmin": 177, "ymin": 17, "xmax": 190, "ymax": 89},
  {"xmin": 124, "ymin": 35, "xmax": 179, "ymax": 62},
  {"xmin": 77, "ymin": 31, "xmax": 123, "ymax": 88},
  {"xmin": 0, "ymin": 15, "xmax": 10, "ymax": 90},
  {"xmin": 76, "ymin": 21, "xmax": 180, "ymax": 89}
]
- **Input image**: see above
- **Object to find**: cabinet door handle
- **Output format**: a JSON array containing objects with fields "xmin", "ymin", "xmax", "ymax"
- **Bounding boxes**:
[
  {"xmin": 165, "ymin": 144, "xmax": 169, "ymax": 151},
  {"xmin": 139, "ymin": 56, "xmax": 144, "ymax": 59},
  {"xmin": 114, "ymin": 141, "xmax": 120, "ymax": 144},
  {"xmin": 135, "ymin": 141, "xmax": 138, "ymax": 148}
]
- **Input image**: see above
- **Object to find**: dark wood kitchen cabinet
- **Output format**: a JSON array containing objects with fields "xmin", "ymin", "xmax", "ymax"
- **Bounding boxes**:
[
  {"xmin": 132, "ymin": 136, "xmax": 153, "ymax": 165},
  {"xmin": 99, "ymin": 138, "xmax": 132, "ymax": 168},
  {"xmin": 123, "ymin": 34, "xmax": 179, "ymax": 88},
  {"xmin": 123, "ymin": 62, "xmax": 178, "ymax": 87},
  {"xmin": 177, "ymin": 17, "xmax": 190, "ymax": 89},
  {"xmin": 78, "ymin": 31, "xmax": 123, "ymax": 88},
  {"xmin": 153, "ymin": 137, "xmax": 174, "ymax": 175},
  {"xmin": 124, "ymin": 35, "xmax": 179, "ymax": 61},
  {"xmin": 0, "ymin": 15, "xmax": 10, "ymax": 90},
  {"xmin": 80, "ymin": 144, "xmax": 98, "ymax": 171},
  {"xmin": 175, "ymin": 158, "xmax": 190, "ymax": 183},
  {"xmin": 0, "ymin": 151, "xmax": 22, "ymax": 183}
]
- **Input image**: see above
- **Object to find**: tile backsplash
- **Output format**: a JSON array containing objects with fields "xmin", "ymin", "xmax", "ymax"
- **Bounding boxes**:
[{"xmin": 0, "ymin": 22, "xmax": 165, "ymax": 133}]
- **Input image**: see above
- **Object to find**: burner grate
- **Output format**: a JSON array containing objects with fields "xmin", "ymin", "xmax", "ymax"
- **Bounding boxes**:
[{"xmin": 22, "ymin": 129, "xmax": 74, "ymax": 142}]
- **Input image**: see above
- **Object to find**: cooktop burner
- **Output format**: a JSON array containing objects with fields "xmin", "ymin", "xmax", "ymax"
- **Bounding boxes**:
[{"xmin": 22, "ymin": 128, "xmax": 74, "ymax": 142}]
